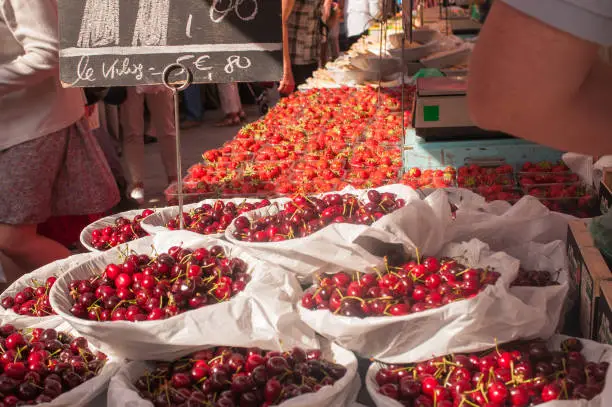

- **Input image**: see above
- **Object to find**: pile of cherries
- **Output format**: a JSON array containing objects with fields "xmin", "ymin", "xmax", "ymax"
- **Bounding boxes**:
[
  {"xmin": 0, "ymin": 325, "xmax": 107, "ymax": 405},
  {"xmin": 134, "ymin": 346, "xmax": 346, "ymax": 407},
  {"xmin": 65, "ymin": 245, "xmax": 250, "ymax": 322},
  {"xmin": 375, "ymin": 338, "xmax": 608, "ymax": 406},
  {"xmin": 231, "ymin": 190, "xmax": 405, "ymax": 242},
  {"xmin": 300, "ymin": 256, "xmax": 500, "ymax": 317},
  {"xmin": 511, "ymin": 269, "xmax": 560, "ymax": 288},
  {"xmin": 166, "ymin": 199, "xmax": 271, "ymax": 235},
  {"xmin": 88, "ymin": 209, "xmax": 153, "ymax": 250},
  {"xmin": 1, "ymin": 276, "xmax": 57, "ymax": 316},
  {"xmin": 457, "ymin": 164, "xmax": 515, "ymax": 188}
]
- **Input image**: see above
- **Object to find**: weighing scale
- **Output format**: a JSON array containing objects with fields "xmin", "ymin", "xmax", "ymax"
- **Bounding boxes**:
[
  {"xmin": 405, "ymin": 76, "xmax": 563, "ymax": 169},
  {"xmin": 412, "ymin": 76, "xmax": 510, "ymax": 141}
]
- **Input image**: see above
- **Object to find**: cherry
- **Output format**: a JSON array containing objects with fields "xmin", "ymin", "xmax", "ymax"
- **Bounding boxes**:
[
  {"xmin": 541, "ymin": 383, "xmax": 561, "ymax": 401},
  {"xmin": 399, "ymin": 377, "xmax": 421, "ymax": 399},
  {"xmin": 264, "ymin": 378, "xmax": 282, "ymax": 402},
  {"xmin": 421, "ymin": 376, "xmax": 438, "ymax": 396},
  {"xmin": 510, "ymin": 386, "xmax": 529, "ymax": 406},
  {"xmin": 388, "ymin": 303, "xmax": 409, "ymax": 316},
  {"xmin": 423, "ymin": 257, "xmax": 440, "ymax": 272},
  {"xmin": 488, "ymin": 381, "xmax": 508, "ymax": 404}
]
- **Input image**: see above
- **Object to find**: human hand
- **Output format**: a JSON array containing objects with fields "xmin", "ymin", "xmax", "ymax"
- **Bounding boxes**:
[{"xmin": 279, "ymin": 70, "xmax": 295, "ymax": 95}]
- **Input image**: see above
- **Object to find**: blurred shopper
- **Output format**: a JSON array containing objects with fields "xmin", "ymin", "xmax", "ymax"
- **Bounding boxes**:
[
  {"xmin": 321, "ymin": 0, "xmax": 342, "ymax": 65},
  {"xmin": 343, "ymin": 0, "xmax": 382, "ymax": 50},
  {"xmin": 468, "ymin": 1, "xmax": 612, "ymax": 156},
  {"xmin": 181, "ymin": 84, "xmax": 204, "ymax": 129},
  {"xmin": 215, "ymin": 83, "xmax": 245, "ymax": 127},
  {"xmin": 280, "ymin": 0, "xmax": 325, "ymax": 94},
  {"xmin": 0, "ymin": 0, "xmax": 119, "ymax": 272},
  {"xmin": 120, "ymin": 86, "xmax": 177, "ymax": 204}
]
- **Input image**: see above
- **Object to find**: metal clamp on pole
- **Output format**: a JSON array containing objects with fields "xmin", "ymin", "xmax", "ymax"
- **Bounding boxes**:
[{"xmin": 162, "ymin": 63, "xmax": 193, "ymax": 230}]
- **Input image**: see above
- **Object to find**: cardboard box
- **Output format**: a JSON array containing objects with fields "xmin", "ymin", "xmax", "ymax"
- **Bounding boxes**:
[
  {"xmin": 567, "ymin": 220, "xmax": 595, "ymax": 287},
  {"xmin": 599, "ymin": 167, "xmax": 612, "ymax": 214},
  {"xmin": 596, "ymin": 281, "xmax": 612, "ymax": 345},
  {"xmin": 579, "ymin": 247, "xmax": 612, "ymax": 339}
]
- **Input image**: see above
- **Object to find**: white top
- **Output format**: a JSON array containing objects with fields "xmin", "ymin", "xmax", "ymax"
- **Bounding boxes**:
[
  {"xmin": 344, "ymin": 0, "xmax": 382, "ymax": 38},
  {"xmin": 0, "ymin": 0, "xmax": 85, "ymax": 151},
  {"xmin": 502, "ymin": 0, "xmax": 612, "ymax": 46}
]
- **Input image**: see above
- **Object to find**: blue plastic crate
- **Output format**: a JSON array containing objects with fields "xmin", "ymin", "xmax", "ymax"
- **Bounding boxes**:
[{"xmin": 403, "ymin": 128, "xmax": 564, "ymax": 170}]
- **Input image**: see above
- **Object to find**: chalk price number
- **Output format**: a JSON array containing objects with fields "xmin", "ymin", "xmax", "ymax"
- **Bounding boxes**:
[{"xmin": 210, "ymin": 0, "xmax": 258, "ymax": 23}]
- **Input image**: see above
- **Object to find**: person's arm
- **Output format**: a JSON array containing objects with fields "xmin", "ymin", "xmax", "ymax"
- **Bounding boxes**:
[
  {"xmin": 468, "ymin": 1, "xmax": 612, "ymax": 156},
  {"xmin": 0, "ymin": 0, "xmax": 60, "ymax": 94},
  {"xmin": 322, "ymin": 0, "xmax": 333, "ymax": 24},
  {"xmin": 279, "ymin": 0, "xmax": 296, "ymax": 95}
]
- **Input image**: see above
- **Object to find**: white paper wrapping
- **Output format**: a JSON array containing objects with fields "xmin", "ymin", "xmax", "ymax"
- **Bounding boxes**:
[
  {"xmin": 0, "ymin": 253, "xmax": 96, "ymax": 326},
  {"xmin": 107, "ymin": 342, "xmax": 360, "ymax": 407},
  {"xmin": 422, "ymin": 188, "xmax": 512, "ymax": 215},
  {"xmin": 593, "ymin": 155, "xmax": 612, "ymax": 192},
  {"xmin": 4, "ymin": 318, "xmax": 123, "ymax": 407},
  {"xmin": 140, "ymin": 197, "xmax": 290, "ymax": 237},
  {"xmin": 563, "ymin": 153, "xmax": 595, "ymax": 187},
  {"xmin": 225, "ymin": 185, "xmax": 421, "ymax": 281},
  {"xmin": 446, "ymin": 193, "xmax": 572, "ymax": 251},
  {"xmin": 299, "ymin": 238, "xmax": 556, "ymax": 363},
  {"xmin": 366, "ymin": 335, "xmax": 612, "ymax": 407},
  {"xmin": 49, "ymin": 231, "xmax": 317, "ymax": 361},
  {"xmin": 80, "ymin": 209, "xmax": 154, "ymax": 253},
  {"xmin": 505, "ymin": 240, "xmax": 571, "ymax": 337}
]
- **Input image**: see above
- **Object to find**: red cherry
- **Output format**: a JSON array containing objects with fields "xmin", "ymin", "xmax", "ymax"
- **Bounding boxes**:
[
  {"xmin": 541, "ymin": 383, "xmax": 561, "ymax": 401},
  {"xmin": 421, "ymin": 376, "xmax": 438, "ymax": 396},
  {"xmin": 423, "ymin": 257, "xmax": 440, "ymax": 272},
  {"xmin": 488, "ymin": 381, "xmax": 509, "ymax": 404},
  {"xmin": 510, "ymin": 386, "xmax": 530, "ymax": 406},
  {"xmin": 388, "ymin": 304, "xmax": 409, "ymax": 316},
  {"xmin": 114, "ymin": 273, "xmax": 132, "ymax": 289},
  {"xmin": 424, "ymin": 274, "xmax": 441, "ymax": 289}
]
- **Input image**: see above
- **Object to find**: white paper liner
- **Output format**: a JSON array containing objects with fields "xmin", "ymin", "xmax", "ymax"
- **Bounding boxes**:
[
  {"xmin": 50, "ymin": 231, "xmax": 317, "ymax": 361},
  {"xmin": 80, "ymin": 209, "xmax": 154, "ymax": 253},
  {"xmin": 366, "ymin": 335, "xmax": 612, "ymax": 407},
  {"xmin": 107, "ymin": 342, "xmax": 360, "ymax": 407}
]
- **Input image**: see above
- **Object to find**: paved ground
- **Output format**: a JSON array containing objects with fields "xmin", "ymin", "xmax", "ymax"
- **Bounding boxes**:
[{"xmin": 134, "ymin": 104, "xmax": 259, "ymax": 207}]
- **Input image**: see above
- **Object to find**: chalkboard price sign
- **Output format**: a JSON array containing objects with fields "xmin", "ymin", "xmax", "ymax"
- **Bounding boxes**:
[{"xmin": 59, "ymin": 0, "xmax": 283, "ymax": 87}]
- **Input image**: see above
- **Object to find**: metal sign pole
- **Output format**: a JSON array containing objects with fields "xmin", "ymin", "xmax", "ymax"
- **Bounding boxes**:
[{"xmin": 162, "ymin": 63, "xmax": 193, "ymax": 230}]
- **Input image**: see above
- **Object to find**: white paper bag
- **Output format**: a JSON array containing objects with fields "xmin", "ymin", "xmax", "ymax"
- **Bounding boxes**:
[
  {"xmin": 366, "ymin": 335, "xmax": 612, "ymax": 407},
  {"xmin": 505, "ymin": 240, "xmax": 571, "ymax": 336},
  {"xmin": 140, "ymin": 197, "xmax": 290, "ymax": 237},
  {"xmin": 299, "ymin": 238, "xmax": 556, "ymax": 363},
  {"xmin": 49, "ymin": 231, "xmax": 317, "ymax": 361},
  {"xmin": 80, "ymin": 209, "xmax": 154, "ymax": 253},
  {"xmin": 107, "ymin": 342, "xmax": 360, "ymax": 407},
  {"xmin": 4, "ymin": 319, "xmax": 123, "ymax": 407},
  {"xmin": 0, "ymin": 253, "xmax": 96, "ymax": 326},
  {"xmin": 225, "ymin": 185, "xmax": 421, "ymax": 281},
  {"xmin": 447, "ymin": 194, "xmax": 572, "ymax": 252}
]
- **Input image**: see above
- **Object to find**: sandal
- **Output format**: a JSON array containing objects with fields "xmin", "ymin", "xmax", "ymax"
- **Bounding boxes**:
[{"xmin": 214, "ymin": 114, "xmax": 241, "ymax": 127}]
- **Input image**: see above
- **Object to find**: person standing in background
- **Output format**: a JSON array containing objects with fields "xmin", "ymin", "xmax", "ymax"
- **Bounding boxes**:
[
  {"xmin": 120, "ymin": 86, "xmax": 178, "ymax": 204},
  {"xmin": 120, "ymin": 0, "xmax": 177, "ymax": 204},
  {"xmin": 321, "ymin": 0, "xmax": 343, "ymax": 65},
  {"xmin": 215, "ymin": 83, "xmax": 246, "ymax": 127},
  {"xmin": 280, "ymin": 0, "xmax": 324, "ymax": 94},
  {"xmin": 181, "ymin": 84, "xmax": 204, "ymax": 129},
  {"xmin": 343, "ymin": 0, "xmax": 382, "ymax": 51},
  {"xmin": 0, "ymin": 0, "xmax": 119, "ymax": 276}
]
